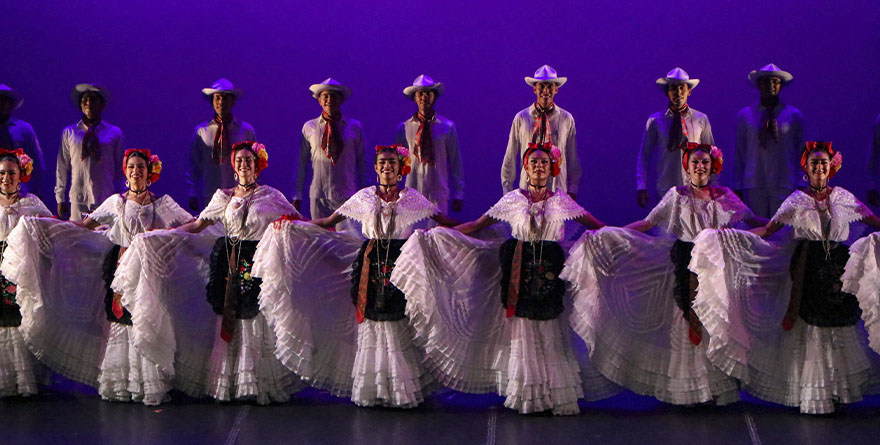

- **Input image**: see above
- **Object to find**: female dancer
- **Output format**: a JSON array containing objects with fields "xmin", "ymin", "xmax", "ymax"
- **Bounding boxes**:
[
  {"xmin": 173, "ymin": 141, "xmax": 302, "ymax": 404},
  {"xmin": 0, "ymin": 149, "xmax": 50, "ymax": 397},
  {"xmin": 392, "ymin": 143, "xmax": 617, "ymax": 415},
  {"xmin": 693, "ymin": 141, "xmax": 880, "ymax": 414},
  {"xmin": 255, "ymin": 144, "xmax": 455, "ymax": 408},
  {"xmin": 562, "ymin": 143, "xmax": 763, "ymax": 406}
]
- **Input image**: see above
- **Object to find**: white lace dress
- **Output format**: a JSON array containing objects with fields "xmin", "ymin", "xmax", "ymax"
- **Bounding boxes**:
[
  {"xmin": 691, "ymin": 187, "xmax": 880, "ymax": 414},
  {"xmin": 254, "ymin": 186, "xmax": 438, "ymax": 408},
  {"xmin": 844, "ymin": 232, "xmax": 880, "ymax": 355},
  {"xmin": 392, "ymin": 190, "xmax": 620, "ymax": 415},
  {"xmin": 0, "ymin": 195, "xmax": 51, "ymax": 397},
  {"xmin": 88, "ymin": 194, "xmax": 192, "ymax": 405},
  {"xmin": 562, "ymin": 186, "xmax": 751, "ymax": 405}
]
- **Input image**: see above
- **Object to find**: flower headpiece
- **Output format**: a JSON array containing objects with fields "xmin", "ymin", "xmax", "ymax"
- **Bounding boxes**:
[
  {"xmin": 522, "ymin": 142, "xmax": 562, "ymax": 177},
  {"xmin": 230, "ymin": 141, "xmax": 269, "ymax": 173},
  {"xmin": 375, "ymin": 144, "xmax": 412, "ymax": 175},
  {"xmin": 800, "ymin": 141, "xmax": 841, "ymax": 179},
  {"xmin": 682, "ymin": 143, "xmax": 723, "ymax": 175},
  {"xmin": 0, "ymin": 148, "xmax": 34, "ymax": 183},
  {"xmin": 122, "ymin": 148, "xmax": 162, "ymax": 184}
]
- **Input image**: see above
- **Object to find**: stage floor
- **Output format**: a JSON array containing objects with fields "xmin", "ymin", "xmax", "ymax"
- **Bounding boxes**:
[{"xmin": 3, "ymin": 381, "xmax": 880, "ymax": 445}]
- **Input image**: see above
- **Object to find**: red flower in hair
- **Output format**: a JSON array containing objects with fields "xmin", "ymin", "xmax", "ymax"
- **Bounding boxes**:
[
  {"xmin": 682, "ymin": 143, "xmax": 723, "ymax": 175},
  {"xmin": 800, "ymin": 141, "xmax": 841, "ymax": 179},
  {"xmin": 0, "ymin": 148, "xmax": 34, "ymax": 183},
  {"xmin": 122, "ymin": 148, "xmax": 162, "ymax": 185},
  {"xmin": 230, "ymin": 141, "xmax": 269, "ymax": 173}
]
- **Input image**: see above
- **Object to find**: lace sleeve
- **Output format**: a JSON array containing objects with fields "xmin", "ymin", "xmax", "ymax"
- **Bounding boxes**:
[
  {"xmin": 833, "ymin": 187, "xmax": 873, "ymax": 225},
  {"xmin": 155, "ymin": 195, "xmax": 195, "ymax": 228},
  {"xmin": 485, "ymin": 190, "xmax": 525, "ymax": 224},
  {"xmin": 22, "ymin": 195, "xmax": 53, "ymax": 217},
  {"xmin": 646, "ymin": 187, "xmax": 679, "ymax": 230},
  {"xmin": 545, "ymin": 193, "xmax": 587, "ymax": 222},
  {"xmin": 395, "ymin": 188, "xmax": 439, "ymax": 229},
  {"xmin": 715, "ymin": 187, "xmax": 753, "ymax": 227},
  {"xmin": 88, "ymin": 194, "xmax": 121, "ymax": 225},
  {"xmin": 198, "ymin": 189, "xmax": 231, "ymax": 222},
  {"xmin": 336, "ymin": 187, "xmax": 376, "ymax": 225}
]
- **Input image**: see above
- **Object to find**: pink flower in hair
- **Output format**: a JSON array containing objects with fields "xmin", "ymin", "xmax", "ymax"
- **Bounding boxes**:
[{"xmin": 830, "ymin": 151, "xmax": 842, "ymax": 171}]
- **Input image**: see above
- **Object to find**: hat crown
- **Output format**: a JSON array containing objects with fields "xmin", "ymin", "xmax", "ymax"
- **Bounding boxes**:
[
  {"xmin": 209, "ymin": 78, "xmax": 235, "ymax": 91},
  {"xmin": 320, "ymin": 78, "xmax": 343, "ymax": 87},
  {"xmin": 759, "ymin": 63, "xmax": 783, "ymax": 72},
  {"xmin": 533, "ymin": 64, "xmax": 559, "ymax": 80},
  {"xmin": 412, "ymin": 74, "xmax": 437, "ymax": 87},
  {"xmin": 665, "ymin": 67, "xmax": 691, "ymax": 81}
]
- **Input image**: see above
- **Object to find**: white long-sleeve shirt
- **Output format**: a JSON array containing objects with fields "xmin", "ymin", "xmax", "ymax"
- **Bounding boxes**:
[
  {"xmin": 1, "ymin": 117, "xmax": 47, "ymax": 199},
  {"xmin": 732, "ymin": 103, "xmax": 804, "ymax": 191},
  {"xmin": 295, "ymin": 115, "xmax": 367, "ymax": 202},
  {"xmin": 394, "ymin": 113, "xmax": 464, "ymax": 211},
  {"xmin": 55, "ymin": 120, "xmax": 124, "ymax": 206},
  {"xmin": 501, "ymin": 104, "xmax": 581, "ymax": 195},
  {"xmin": 635, "ymin": 107, "xmax": 714, "ymax": 195},
  {"xmin": 187, "ymin": 117, "xmax": 256, "ymax": 206},
  {"xmin": 869, "ymin": 114, "xmax": 880, "ymax": 189}
]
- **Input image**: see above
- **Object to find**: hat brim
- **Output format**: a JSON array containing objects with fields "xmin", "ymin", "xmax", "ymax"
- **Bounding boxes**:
[
  {"xmin": 656, "ymin": 78, "xmax": 699, "ymax": 91},
  {"xmin": 310, "ymin": 84, "xmax": 352, "ymax": 102},
  {"xmin": 403, "ymin": 83, "xmax": 444, "ymax": 98},
  {"xmin": 525, "ymin": 77, "xmax": 567, "ymax": 87},
  {"xmin": 0, "ymin": 91, "xmax": 23, "ymax": 110},
  {"xmin": 748, "ymin": 70, "xmax": 794, "ymax": 85},
  {"xmin": 70, "ymin": 84, "xmax": 111, "ymax": 107},
  {"xmin": 202, "ymin": 88, "xmax": 243, "ymax": 99}
]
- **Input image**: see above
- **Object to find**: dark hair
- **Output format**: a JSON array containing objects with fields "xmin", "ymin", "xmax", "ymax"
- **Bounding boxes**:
[
  {"xmin": 125, "ymin": 151, "xmax": 150, "ymax": 164},
  {"xmin": 373, "ymin": 146, "xmax": 400, "ymax": 164},
  {"xmin": 0, "ymin": 153, "xmax": 21, "ymax": 168}
]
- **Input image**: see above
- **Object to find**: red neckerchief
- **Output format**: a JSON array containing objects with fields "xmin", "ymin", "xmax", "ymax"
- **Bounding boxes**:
[
  {"xmin": 211, "ymin": 114, "xmax": 233, "ymax": 164},
  {"xmin": 759, "ymin": 97, "xmax": 781, "ymax": 148},
  {"xmin": 320, "ymin": 111, "xmax": 344, "ymax": 165},
  {"xmin": 413, "ymin": 111, "xmax": 435, "ymax": 164},
  {"xmin": 81, "ymin": 116, "xmax": 102, "ymax": 161},
  {"xmin": 667, "ymin": 104, "xmax": 689, "ymax": 152},
  {"xmin": 531, "ymin": 103, "xmax": 554, "ymax": 145}
]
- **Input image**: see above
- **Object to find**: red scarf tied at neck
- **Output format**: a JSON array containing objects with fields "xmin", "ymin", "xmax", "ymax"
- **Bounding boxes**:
[
  {"xmin": 81, "ymin": 116, "xmax": 102, "ymax": 161},
  {"xmin": 531, "ymin": 104, "xmax": 554, "ymax": 145},
  {"xmin": 413, "ymin": 111, "xmax": 435, "ymax": 164},
  {"xmin": 211, "ymin": 114, "xmax": 233, "ymax": 165},
  {"xmin": 667, "ymin": 104, "xmax": 690, "ymax": 152},
  {"xmin": 321, "ymin": 111, "xmax": 344, "ymax": 165}
]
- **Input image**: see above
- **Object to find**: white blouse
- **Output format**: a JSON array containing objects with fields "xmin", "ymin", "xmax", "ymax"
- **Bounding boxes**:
[
  {"xmin": 336, "ymin": 186, "xmax": 437, "ymax": 239},
  {"xmin": 199, "ymin": 185, "xmax": 297, "ymax": 241},
  {"xmin": 646, "ymin": 186, "xmax": 753, "ymax": 242},
  {"xmin": 486, "ymin": 190, "xmax": 586, "ymax": 242},
  {"xmin": 0, "ymin": 195, "xmax": 52, "ymax": 242},
  {"xmin": 771, "ymin": 187, "xmax": 871, "ymax": 242},
  {"xmin": 90, "ymin": 194, "xmax": 193, "ymax": 247}
]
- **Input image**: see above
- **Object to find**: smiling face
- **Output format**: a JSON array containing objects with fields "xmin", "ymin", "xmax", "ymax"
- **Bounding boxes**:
[
  {"xmin": 758, "ymin": 76, "xmax": 783, "ymax": 100},
  {"xmin": 125, "ymin": 154, "xmax": 149, "ymax": 190},
  {"xmin": 533, "ymin": 82, "xmax": 558, "ymax": 108},
  {"xmin": 80, "ymin": 92, "xmax": 105, "ymax": 120},
  {"xmin": 525, "ymin": 149, "xmax": 551, "ymax": 186},
  {"xmin": 318, "ymin": 90, "xmax": 342, "ymax": 115},
  {"xmin": 806, "ymin": 150, "xmax": 831, "ymax": 185},
  {"xmin": 687, "ymin": 150, "xmax": 712, "ymax": 185},
  {"xmin": 212, "ymin": 93, "xmax": 236, "ymax": 117},
  {"xmin": 374, "ymin": 150, "xmax": 401, "ymax": 184},
  {"xmin": 0, "ymin": 159, "xmax": 20, "ymax": 194},
  {"xmin": 233, "ymin": 149, "xmax": 257, "ymax": 184},
  {"xmin": 414, "ymin": 89, "xmax": 437, "ymax": 114},
  {"xmin": 666, "ymin": 82, "xmax": 691, "ymax": 109}
]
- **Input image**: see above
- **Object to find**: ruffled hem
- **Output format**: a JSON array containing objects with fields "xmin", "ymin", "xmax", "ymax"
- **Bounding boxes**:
[
  {"xmin": 205, "ymin": 314, "xmax": 305, "ymax": 405},
  {"xmin": 98, "ymin": 323, "xmax": 170, "ymax": 406},
  {"xmin": 0, "ymin": 327, "xmax": 39, "ymax": 397},
  {"xmin": 351, "ymin": 320, "xmax": 433, "ymax": 408},
  {"xmin": 843, "ymin": 233, "xmax": 880, "ymax": 354}
]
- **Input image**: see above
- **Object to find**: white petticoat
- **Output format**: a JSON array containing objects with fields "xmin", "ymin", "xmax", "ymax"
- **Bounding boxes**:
[
  {"xmin": 562, "ymin": 227, "xmax": 738, "ymax": 406},
  {"xmin": 691, "ymin": 228, "xmax": 880, "ymax": 414},
  {"xmin": 843, "ymin": 232, "xmax": 880, "ymax": 355},
  {"xmin": 205, "ymin": 314, "xmax": 304, "ymax": 405},
  {"xmin": 98, "ymin": 323, "xmax": 169, "ymax": 405},
  {"xmin": 391, "ymin": 227, "xmax": 620, "ymax": 415},
  {"xmin": 253, "ymin": 220, "xmax": 434, "ymax": 408},
  {"xmin": 0, "ymin": 327, "xmax": 39, "ymax": 397}
]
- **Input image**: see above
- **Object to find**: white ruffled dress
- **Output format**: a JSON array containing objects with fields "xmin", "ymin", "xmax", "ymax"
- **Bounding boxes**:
[
  {"xmin": 0, "ymin": 195, "xmax": 51, "ymax": 397},
  {"xmin": 89, "ymin": 194, "xmax": 193, "ymax": 405},
  {"xmin": 392, "ymin": 190, "xmax": 620, "ymax": 415},
  {"xmin": 690, "ymin": 187, "xmax": 880, "ymax": 414},
  {"xmin": 254, "ymin": 186, "xmax": 438, "ymax": 408},
  {"xmin": 562, "ymin": 186, "xmax": 751, "ymax": 405},
  {"xmin": 844, "ymin": 232, "xmax": 880, "ymax": 355}
]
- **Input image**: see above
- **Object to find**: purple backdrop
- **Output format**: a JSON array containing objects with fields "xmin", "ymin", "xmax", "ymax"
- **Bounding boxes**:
[{"xmin": 3, "ymin": 0, "xmax": 879, "ymax": 224}]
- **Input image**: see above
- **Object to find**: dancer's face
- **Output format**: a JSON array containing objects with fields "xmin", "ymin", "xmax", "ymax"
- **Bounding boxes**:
[
  {"xmin": 212, "ymin": 93, "xmax": 236, "ymax": 117},
  {"xmin": 806, "ymin": 150, "xmax": 831, "ymax": 184},
  {"xmin": 234, "ymin": 149, "xmax": 257, "ymax": 184},
  {"xmin": 375, "ymin": 151, "xmax": 401, "ymax": 184},
  {"xmin": 758, "ymin": 76, "xmax": 783, "ymax": 99},
  {"xmin": 666, "ymin": 83, "xmax": 691, "ymax": 109},
  {"xmin": 687, "ymin": 150, "xmax": 712, "ymax": 185},
  {"xmin": 414, "ymin": 90, "xmax": 436, "ymax": 114},
  {"xmin": 80, "ymin": 92, "xmax": 105, "ymax": 120},
  {"xmin": 126, "ymin": 155, "xmax": 149, "ymax": 190},
  {"xmin": 525, "ymin": 150, "xmax": 551, "ymax": 186},
  {"xmin": 533, "ymin": 82, "xmax": 558, "ymax": 108},
  {"xmin": 318, "ymin": 91, "xmax": 342, "ymax": 115},
  {"xmin": 0, "ymin": 160, "xmax": 20, "ymax": 194}
]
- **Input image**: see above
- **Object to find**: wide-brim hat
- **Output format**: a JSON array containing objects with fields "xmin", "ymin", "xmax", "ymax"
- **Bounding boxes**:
[
  {"xmin": 202, "ymin": 78, "xmax": 242, "ymax": 99},
  {"xmin": 0, "ymin": 84, "xmax": 24, "ymax": 110},
  {"xmin": 748, "ymin": 63, "xmax": 794, "ymax": 85},
  {"xmin": 70, "ymin": 83, "xmax": 111, "ymax": 107},
  {"xmin": 656, "ymin": 67, "xmax": 699, "ymax": 91},
  {"xmin": 309, "ymin": 78, "xmax": 351, "ymax": 102},
  {"xmin": 525, "ymin": 64, "xmax": 567, "ymax": 87},
  {"xmin": 403, "ymin": 74, "xmax": 444, "ymax": 98}
]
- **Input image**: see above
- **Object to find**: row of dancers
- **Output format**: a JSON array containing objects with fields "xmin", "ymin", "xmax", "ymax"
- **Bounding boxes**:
[{"xmin": 1, "ymin": 139, "xmax": 880, "ymax": 416}]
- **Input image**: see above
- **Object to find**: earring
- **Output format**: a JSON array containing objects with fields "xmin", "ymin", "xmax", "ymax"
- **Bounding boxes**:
[
  {"xmin": 125, "ymin": 180, "xmax": 130, "ymax": 189},
  {"xmin": 16, "ymin": 184, "xmax": 21, "ymax": 192},
  {"xmin": 146, "ymin": 180, "xmax": 152, "ymax": 187},
  {"xmin": 802, "ymin": 174, "xmax": 808, "ymax": 182},
  {"xmin": 397, "ymin": 175, "xmax": 402, "ymax": 184},
  {"xmin": 234, "ymin": 173, "xmax": 239, "ymax": 181}
]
